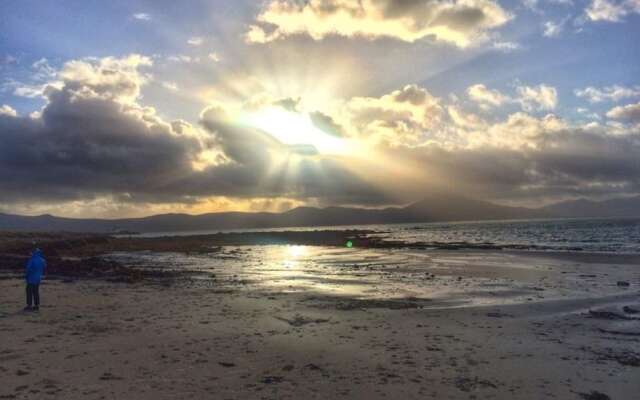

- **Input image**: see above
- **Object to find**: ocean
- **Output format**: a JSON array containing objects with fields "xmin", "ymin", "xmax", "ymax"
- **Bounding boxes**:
[{"xmin": 136, "ymin": 217, "xmax": 640, "ymax": 254}]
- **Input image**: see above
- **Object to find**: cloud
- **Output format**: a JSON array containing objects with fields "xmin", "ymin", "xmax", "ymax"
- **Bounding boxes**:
[
  {"xmin": 491, "ymin": 40, "xmax": 521, "ymax": 52},
  {"xmin": 0, "ymin": 104, "xmax": 17, "ymax": 117},
  {"xmin": 187, "ymin": 37, "xmax": 204, "ymax": 46},
  {"xmin": 32, "ymin": 58, "xmax": 56, "ymax": 80},
  {"xmin": 309, "ymin": 111, "xmax": 345, "ymax": 137},
  {"xmin": 381, "ymin": 111, "xmax": 640, "ymax": 201},
  {"xmin": 0, "ymin": 54, "xmax": 388, "ymax": 210},
  {"xmin": 467, "ymin": 84, "xmax": 508, "ymax": 107},
  {"xmin": 543, "ymin": 16, "xmax": 569, "ymax": 37},
  {"xmin": 575, "ymin": 85, "xmax": 640, "ymax": 103},
  {"xmin": 341, "ymin": 84, "xmax": 444, "ymax": 145},
  {"xmin": 1, "ymin": 53, "xmax": 638, "ymax": 213},
  {"xmin": 162, "ymin": 81, "xmax": 179, "ymax": 91},
  {"xmin": 167, "ymin": 54, "xmax": 199, "ymax": 63},
  {"xmin": 330, "ymin": 84, "xmax": 640, "ymax": 202},
  {"xmin": 5, "ymin": 58, "xmax": 59, "ymax": 99},
  {"xmin": 606, "ymin": 101, "xmax": 640, "ymax": 122},
  {"xmin": 13, "ymin": 84, "xmax": 49, "ymax": 98},
  {"xmin": 585, "ymin": 0, "xmax": 639, "ymax": 22},
  {"xmin": 193, "ymin": 103, "xmax": 388, "ymax": 204},
  {"xmin": 448, "ymin": 105, "xmax": 487, "ymax": 129},
  {"xmin": 132, "ymin": 13, "xmax": 151, "ymax": 21},
  {"xmin": 0, "ymin": 54, "xmax": 18, "ymax": 68},
  {"xmin": 246, "ymin": 0, "xmax": 512, "ymax": 47},
  {"xmin": 58, "ymin": 54, "xmax": 152, "ymax": 103},
  {"xmin": 466, "ymin": 83, "xmax": 557, "ymax": 112},
  {"xmin": 0, "ymin": 55, "xmax": 206, "ymax": 205},
  {"xmin": 516, "ymin": 84, "xmax": 558, "ymax": 111}
]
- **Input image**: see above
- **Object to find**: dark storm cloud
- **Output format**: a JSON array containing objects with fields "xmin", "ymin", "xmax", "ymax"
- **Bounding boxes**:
[
  {"xmin": 0, "ymin": 88, "xmax": 388, "ymax": 206},
  {"xmin": 0, "ymin": 55, "xmax": 391, "ymax": 208},
  {"xmin": 387, "ymin": 128, "xmax": 640, "ymax": 201},
  {"xmin": 0, "ymin": 88, "xmax": 202, "ymax": 203}
]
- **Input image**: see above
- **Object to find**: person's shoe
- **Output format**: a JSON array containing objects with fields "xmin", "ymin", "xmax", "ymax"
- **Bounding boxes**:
[
  {"xmin": 32, "ymin": 306, "xmax": 39, "ymax": 312},
  {"xmin": 23, "ymin": 306, "xmax": 32, "ymax": 311}
]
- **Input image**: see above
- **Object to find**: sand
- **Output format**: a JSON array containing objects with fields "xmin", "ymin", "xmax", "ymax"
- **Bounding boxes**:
[{"xmin": 1, "ymin": 240, "xmax": 639, "ymax": 399}]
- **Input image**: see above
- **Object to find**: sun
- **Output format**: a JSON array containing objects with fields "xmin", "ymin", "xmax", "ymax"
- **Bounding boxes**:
[{"xmin": 241, "ymin": 107, "xmax": 350, "ymax": 155}]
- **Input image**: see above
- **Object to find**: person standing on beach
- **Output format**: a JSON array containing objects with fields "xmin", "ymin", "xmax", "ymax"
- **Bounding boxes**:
[{"xmin": 25, "ymin": 248, "xmax": 46, "ymax": 311}]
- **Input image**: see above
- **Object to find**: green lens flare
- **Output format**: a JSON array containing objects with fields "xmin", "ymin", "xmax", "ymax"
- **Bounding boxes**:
[{"xmin": 346, "ymin": 240, "xmax": 353, "ymax": 248}]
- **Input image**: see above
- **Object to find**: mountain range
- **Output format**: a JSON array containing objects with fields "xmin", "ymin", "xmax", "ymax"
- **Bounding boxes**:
[{"xmin": 1, "ymin": 193, "xmax": 638, "ymax": 233}]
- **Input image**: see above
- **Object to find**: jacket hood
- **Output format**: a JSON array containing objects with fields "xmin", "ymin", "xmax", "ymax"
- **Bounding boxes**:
[{"xmin": 32, "ymin": 249, "xmax": 43, "ymax": 257}]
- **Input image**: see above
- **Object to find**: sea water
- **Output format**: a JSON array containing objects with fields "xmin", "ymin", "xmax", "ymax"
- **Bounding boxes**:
[{"xmin": 135, "ymin": 217, "xmax": 640, "ymax": 254}]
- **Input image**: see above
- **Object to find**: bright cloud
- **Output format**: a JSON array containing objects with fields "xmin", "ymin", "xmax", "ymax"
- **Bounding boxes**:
[
  {"xmin": 341, "ymin": 84, "xmax": 444, "ymax": 145},
  {"xmin": 516, "ymin": 84, "xmax": 558, "ymax": 111},
  {"xmin": 187, "ymin": 37, "xmax": 204, "ymax": 46},
  {"xmin": 542, "ymin": 17, "xmax": 569, "ymax": 37},
  {"xmin": 58, "ymin": 54, "xmax": 152, "ymax": 103},
  {"xmin": 0, "ymin": 104, "xmax": 17, "ymax": 117},
  {"xmin": 162, "ymin": 81, "xmax": 179, "ymax": 91},
  {"xmin": 585, "ymin": 0, "xmax": 639, "ymax": 22},
  {"xmin": 491, "ymin": 41, "xmax": 521, "ymax": 52},
  {"xmin": 167, "ymin": 55, "xmax": 197, "ymax": 63},
  {"xmin": 132, "ymin": 13, "xmax": 151, "ymax": 21},
  {"xmin": 467, "ymin": 84, "xmax": 509, "ymax": 107},
  {"xmin": 466, "ymin": 83, "xmax": 558, "ymax": 112},
  {"xmin": 246, "ymin": 0, "xmax": 512, "ymax": 47},
  {"xmin": 575, "ymin": 85, "xmax": 640, "ymax": 103},
  {"xmin": 606, "ymin": 101, "xmax": 640, "ymax": 122}
]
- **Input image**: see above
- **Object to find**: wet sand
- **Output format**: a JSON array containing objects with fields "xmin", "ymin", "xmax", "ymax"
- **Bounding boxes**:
[{"xmin": 1, "ymin": 235, "xmax": 639, "ymax": 399}]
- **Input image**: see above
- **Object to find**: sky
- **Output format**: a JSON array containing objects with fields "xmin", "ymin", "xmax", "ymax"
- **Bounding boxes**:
[{"xmin": 0, "ymin": 0, "xmax": 639, "ymax": 218}]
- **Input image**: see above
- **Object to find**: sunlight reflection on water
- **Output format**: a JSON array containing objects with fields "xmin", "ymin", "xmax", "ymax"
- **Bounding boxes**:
[{"xmin": 103, "ymin": 243, "xmax": 639, "ymax": 309}]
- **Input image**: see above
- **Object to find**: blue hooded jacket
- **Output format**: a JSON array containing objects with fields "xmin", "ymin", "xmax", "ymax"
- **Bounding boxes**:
[{"xmin": 26, "ymin": 249, "xmax": 46, "ymax": 285}]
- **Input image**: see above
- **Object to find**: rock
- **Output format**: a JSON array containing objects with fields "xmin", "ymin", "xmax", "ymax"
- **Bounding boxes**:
[
  {"xmin": 589, "ymin": 348, "xmax": 640, "ymax": 367},
  {"xmin": 486, "ymin": 312, "xmax": 513, "ymax": 318},
  {"xmin": 305, "ymin": 363, "xmax": 322, "ymax": 371},
  {"xmin": 454, "ymin": 377, "xmax": 497, "ymax": 392},
  {"xmin": 588, "ymin": 310, "xmax": 637, "ymax": 321},
  {"xmin": 623, "ymin": 306, "xmax": 639, "ymax": 314},
  {"xmin": 617, "ymin": 281, "xmax": 630, "ymax": 287},
  {"xmin": 275, "ymin": 315, "xmax": 330, "ymax": 327},
  {"xmin": 578, "ymin": 390, "xmax": 610, "ymax": 400},
  {"xmin": 218, "ymin": 362, "xmax": 235, "ymax": 367},
  {"xmin": 98, "ymin": 372, "xmax": 123, "ymax": 381},
  {"xmin": 598, "ymin": 328, "xmax": 640, "ymax": 337},
  {"xmin": 261, "ymin": 376, "xmax": 284, "ymax": 384}
]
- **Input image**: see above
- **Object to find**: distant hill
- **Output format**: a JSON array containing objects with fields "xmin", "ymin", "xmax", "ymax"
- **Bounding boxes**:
[
  {"xmin": 0, "ymin": 193, "xmax": 638, "ymax": 233},
  {"xmin": 541, "ymin": 195, "xmax": 640, "ymax": 218},
  {"xmin": 402, "ymin": 192, "xmax": 547, "ymax": 222}
]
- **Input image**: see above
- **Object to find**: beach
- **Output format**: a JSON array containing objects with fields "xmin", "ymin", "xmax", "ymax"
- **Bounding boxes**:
[{"xmin": 1, "ymin": 232, "xmax": 639, "ymax": 399}]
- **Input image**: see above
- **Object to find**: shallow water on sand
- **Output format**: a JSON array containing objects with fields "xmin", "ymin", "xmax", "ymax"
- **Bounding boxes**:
[{"xmin": 104, "ymin": 245, "xmax": 640, "ymax": 309}]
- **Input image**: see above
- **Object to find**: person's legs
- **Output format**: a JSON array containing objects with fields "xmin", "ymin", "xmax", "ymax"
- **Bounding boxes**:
[
  {"xmin": 25, "ymin": 284, "xmax": 33, "ymax": 309},
  {"xmin": 33, "ymin": 284, "xmax": 40, "ymax": 309}
]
